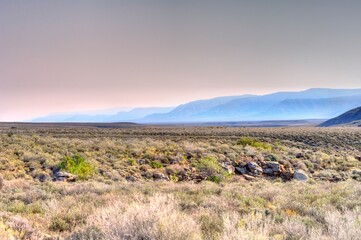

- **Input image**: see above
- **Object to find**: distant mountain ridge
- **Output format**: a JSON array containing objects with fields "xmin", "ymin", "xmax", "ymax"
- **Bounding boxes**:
[
  {"xmin": 33, "ymin": 107, "xmax": 174, "ymax": 123},
  {"xmin": 138, "ymin": 88, "xmax": 361, "ymax": 123},
  {"xmin": 31, "ymin": 88, "xmax": 361, "ymax": 123},
  {"xmin": 320, "ymin": 106, "xmax": 361, "ymax": 127}
]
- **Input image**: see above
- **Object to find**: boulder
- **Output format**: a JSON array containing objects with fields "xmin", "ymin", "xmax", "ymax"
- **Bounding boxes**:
[
  {"xmin": 263, "ymin": 168, "xmax": 274, "ymax": 174},
  {"xmin": 137, "ymin": 159, "xmax": 146, "ymax": 165},
  {"xmin": 53, "ymin": 171, "xmax": 77, "ymax": 182},
  {"xmin": 247, "ymin": 162, "xmax": 263, "ymax": 175},
  {"xmin": 293, "ymin": 169, "xmax": 309, "ymax": 181},
  {"xmin": 266, "ymin": 162, "xmax": 281, "ymax": 172},
  {"xmin": 153, "ymin": 172, "xmax": 169, "ymax": 181},
  {"xmin": 35, "ymin": 173, "xmax": 51, "ymax": 182},
  {"xmin": 351, "ymin": 169, "xmax": 361, "ymax": 181},
  {"xmin": 243, "ymin": 174, "xmax": 255, "ymax": 181},
  {"xmin": 221, "ymin": 163, "xmax": 235, "ymax": 174},
  {"xmin": 235, "ymin": 167, "xmax": 247, "ymax": 174}
]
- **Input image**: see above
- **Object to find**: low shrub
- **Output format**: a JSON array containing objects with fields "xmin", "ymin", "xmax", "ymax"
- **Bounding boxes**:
[
  {"xmin": 59, "ymin": 155, "xmax": 95, "ymax": 180},
  {"xmin": 238, "ymin": 137, "xmax": 272, "ymax": 150},
  {"xmin": 197, "ymin": 157, "xmax": 224, "ymax": 175},
  {"xmin": 149, "ymin": 161, "xmax": 163, "ymax": 169}
]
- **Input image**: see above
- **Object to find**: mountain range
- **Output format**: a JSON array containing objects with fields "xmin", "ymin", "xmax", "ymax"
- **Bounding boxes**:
[{"xmin": 32, "ymin": 88, "xmax": 361, "ymax": 123}]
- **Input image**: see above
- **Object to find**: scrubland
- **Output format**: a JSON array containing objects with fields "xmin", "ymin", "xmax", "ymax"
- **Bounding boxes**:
[{"xmin": 0, "ymin": 125, "xmax": 360, "ymax": 239}]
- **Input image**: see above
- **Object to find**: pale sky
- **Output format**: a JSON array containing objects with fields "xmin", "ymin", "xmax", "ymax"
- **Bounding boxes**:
[{"xmin": 1, "ymin": 0, "xmax": 361, "ymax": 121}]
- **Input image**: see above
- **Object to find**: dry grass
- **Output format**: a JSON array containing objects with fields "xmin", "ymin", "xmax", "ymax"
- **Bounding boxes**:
[{"xmin": 0, "ymin": 126, "xmax": 360, "ymax": 239}]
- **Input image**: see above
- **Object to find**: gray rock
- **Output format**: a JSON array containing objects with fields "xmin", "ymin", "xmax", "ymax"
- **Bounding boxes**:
[
  {"xmin": 247, "ymin": 162, "xmax": 263, "ymax": 175},
  {"xmin": 221, "ymin": 163, "xmax": 235, "ymax": 174},
  {"xmin": 293, "ymin": 169, "xmax": 309, "ymax": 181},
  {"xmin": 266, "ymin": 161, "xmax": 281, "ymax": 172},
  {"xmin": 243, "ymin": 174, "xmax": 255, "ymax": 181},
  {"xmin": 53, "ymin": 171, "xmax": 77, "ymax": 182},
  {"xmin": 137, "ymin": 159, "xmax": 146, "ymax": 165},
  {"xmin": 126, "ymin": 176, "xmax": 137, "ymax": 182},
  {"xmin": 35, "ymin": 173, "xmax": 51, "ymax": 182},
  {"xmin": 235, "ymin": 167, "xmax": 247, "ymax": 174},
  {"xmin": 351, "ymin": 169, "xmax": 361, "ymax": 181},
  {"xmin": 263, "ymin": 168, "xmax": 274, "ymax": 174}
]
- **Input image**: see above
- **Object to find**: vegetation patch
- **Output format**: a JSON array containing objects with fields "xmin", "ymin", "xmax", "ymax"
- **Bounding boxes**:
[
  {"xmin": 58, "ymin": 155, "xmax": 95, "ymax": 180},
  {"xmin": 238, "ymin": 137, "xmax": 272, "ymax": 150}
]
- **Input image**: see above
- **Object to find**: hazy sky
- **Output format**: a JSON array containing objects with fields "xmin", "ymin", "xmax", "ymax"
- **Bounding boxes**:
[{"xmin": 1, "ymin": 0, "xmax": 361, "ymax": 121}]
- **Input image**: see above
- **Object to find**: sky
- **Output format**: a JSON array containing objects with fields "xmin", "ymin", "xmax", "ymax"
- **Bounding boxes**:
[{"xmin": 0, "ymin": 0, "xmax": 361, "ymax": 121}]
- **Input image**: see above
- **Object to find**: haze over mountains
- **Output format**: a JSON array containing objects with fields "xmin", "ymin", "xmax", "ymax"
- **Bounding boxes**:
[{"xmin": 32, "ymin": 88, "xmax": 361, "ymax": 123}]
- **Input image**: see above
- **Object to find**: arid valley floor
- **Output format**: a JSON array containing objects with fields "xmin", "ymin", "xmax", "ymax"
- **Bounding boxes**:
[{"xmin": 0, "ymin": 123, "xmax": 360, "ymax": 239}]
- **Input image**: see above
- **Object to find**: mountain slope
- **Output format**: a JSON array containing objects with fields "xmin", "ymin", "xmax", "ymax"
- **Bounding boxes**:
[
  {"xmin": 138, "ymin": 95, "xmax": 255, "ymax": 122},
  {"xmin": 258, "ymin": 95, "xmax": 361, "ymax": 120},
  {"xmin": 197, "ymin": 88, "xmax": 361, "ymax": 121},
  {"xmin": 320, "ymin": 106, "xmax": 361, "ymax": 127}
]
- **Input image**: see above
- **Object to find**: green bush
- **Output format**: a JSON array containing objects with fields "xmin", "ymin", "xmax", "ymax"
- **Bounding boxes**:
[
  {"xmin": 197, "ymin": 157, "xmax": 228, "ymax": 183},
  {"xmin": 238, "ymin": 137, "xmax": 272, "ymax": 150},
  {"xmin": 197, "ymin": 156, "xmax": 223, "ymax": 175},
  {"xmin": 149, "ymin": 161, "xmax": 163, "ymax": 169},
  {"xmin": 127, "ymin": 158, "xmax": 137, "ymax": 166},
  {"xmin": 206, "ymin": 175, "xmax": 222, "ymax": 184},
  {"xmin": 59, "ymin": 155, "xmax": 95, "ymax": 180}
]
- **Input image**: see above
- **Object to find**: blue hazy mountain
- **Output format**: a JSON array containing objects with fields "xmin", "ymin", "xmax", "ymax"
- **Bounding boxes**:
[
  {"xmin": 320, "ymin": 106, "xmax": 361, "ymax": 127},
  {"xmin": 32, "ymin": 88, "xmax": 361, "ymax": 123},
  {"xmin": 138, "ymin": 95, "xmax": 256, "ymax": 122},
  {"xmin": 33, "ymin": 107, "xmax": 174, "ymax": 123},
  {"xmin": 137, "ymin": 88, "xmax": 361, "ymax": 123},
  {"xmin": 258, "ymin": 95, "xmax": 361, "ymax": 120}
]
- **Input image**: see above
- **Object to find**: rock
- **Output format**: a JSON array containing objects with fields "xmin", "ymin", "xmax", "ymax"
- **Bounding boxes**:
[
  {"xmin": 235, "ymin": 167, "xmax": 247, "ymax": 174},
  {"xmin": 191, "ymin": 173, "xmax": 207, "ymax": 183},
  {"xmin": 351, "ymin": 169, "xmax": 361, "ymax": 181},
  {"xmin": 293, "ymin": 169, "xmax": 309, "ymax": 181},
  {"xmin": 52, "ymin": 165, "xmax": 61, "ymax": 174},
  {"xmin": 266, "ymin": 161, "xmax": 281, "ymax": 172},
  {"xmin": 296, "ymin": 153, "xmax": 304, "ymax": 159},
  {"xmin": 53, "ymin": 171, "xmax": 77, "ymax": 182},
  {"xmin": 153, "ymin": 172, "xmax": 169, "ymax": 181},
  {"xmin": 221, "ymin": 163, "xmax": 235, "ymax": 174},
  {"xmin": 243, "ymin": 174, "xmax": 255, "ymax": 181},
  {"xmin": 263, "ymin": 168, "xmax": 274, "ymax": 174},
  {"xmin": 281, "ymin": 168, "xmax": 294, "ymax": 180},
  {"xmin": 137, "ymin": 159, "xmax": 146, "ymax": 165},
  {"xmin": 126, "ymin": 176, "xmax": 137, "ymax": 182},
  {"xmin": 247, "ymin": 162, "xmax": 263, "ymax": 175},
  {"xmin": 35, "ymin": 173, "xmax": 51, "ymax": 182}
]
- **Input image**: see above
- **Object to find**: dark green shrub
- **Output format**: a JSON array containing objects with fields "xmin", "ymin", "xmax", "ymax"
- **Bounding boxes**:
[
  {"xmin": 206, "ymin": 175, "xmax": 222, "ymax": 184},
  {"xmin": 59, "ymin": 155, "xmax": 95, "ymax": 180}
]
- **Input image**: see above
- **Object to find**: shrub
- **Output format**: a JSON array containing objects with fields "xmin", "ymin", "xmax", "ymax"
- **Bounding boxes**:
[
  {"xmin": 197, "ymin": 157, "xmax": 224, "ymax": 175},
  {"xmin": 59, "ymin": 155, "xmax": 95, "ymax": 180},
  {"xmin": 206, "ymin": 176, "xmax": 222, "ymax": 184},
  {"xmin": 149, "ymin": 161, "xmax": 163, "ymax": 169},
  {"xmin": 238, "ymin": 137, "xmax": 272, "ymax": 150},
  {"xmin": 127, "ymin": 158, "xmax": 137, "ymax": 166}
]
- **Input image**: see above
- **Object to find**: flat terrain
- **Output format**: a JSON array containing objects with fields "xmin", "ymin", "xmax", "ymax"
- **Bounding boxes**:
[{"xmin": 0, "ymin": 124, "xmax": 360, "ymax": 239}]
